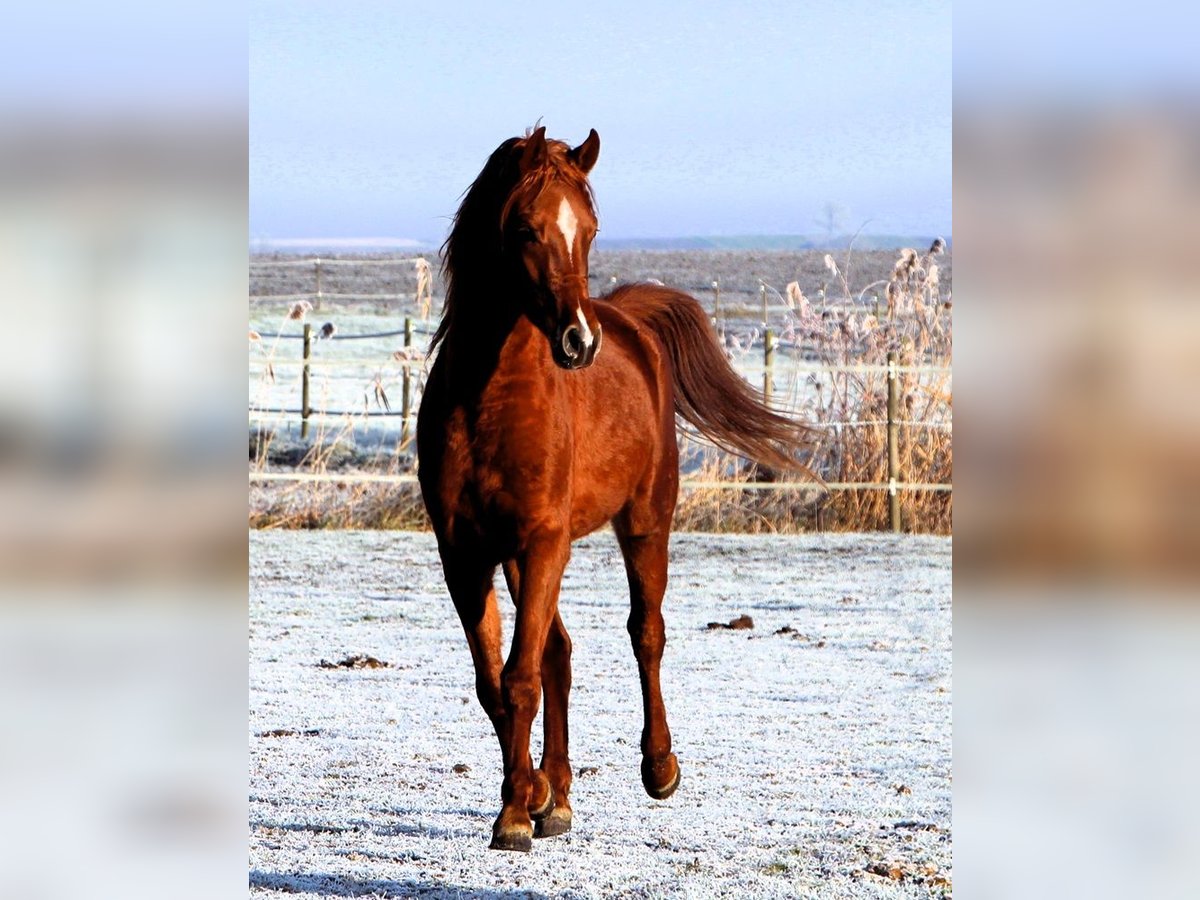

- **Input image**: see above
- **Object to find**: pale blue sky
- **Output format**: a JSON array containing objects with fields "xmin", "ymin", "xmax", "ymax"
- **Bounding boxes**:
[{"xmin": 250, "ymin": 0, "xmax": 951, "ymax": 244}]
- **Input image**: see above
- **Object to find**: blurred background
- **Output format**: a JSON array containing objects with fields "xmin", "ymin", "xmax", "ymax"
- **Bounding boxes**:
[
  {"xmin": 0, "ymin": 2, "xmax": 246, "ymax": 898},
  {"xmin": 954, "ymin": 1, "xmax": 1200, "ymax": 897},
  {"xmin": 2, "ymin": 0, "xmax": 1198, "ymax": 897}
]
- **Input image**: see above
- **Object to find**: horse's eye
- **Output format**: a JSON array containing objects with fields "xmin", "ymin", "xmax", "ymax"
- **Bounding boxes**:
[{"xmin": 515, "ymin": 225, "xmax": 536, "ymax": 242}]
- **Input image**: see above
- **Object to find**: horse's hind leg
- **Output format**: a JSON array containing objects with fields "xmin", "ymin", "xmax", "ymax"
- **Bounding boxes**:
[
  {"xmin": 614, "ymin": 523, "xmax": 681, "ymax": 800},
  {"xmin": 504, "ymin": 562, "xmax": 572, "ymax": 838}
]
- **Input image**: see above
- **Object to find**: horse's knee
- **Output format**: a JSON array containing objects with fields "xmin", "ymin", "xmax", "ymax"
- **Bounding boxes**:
[
  {"xmin": 627, "ymin": 614, "xmax": 665, "ymax": 661},
  {"xmin": 501, "ymin": 669, "xmax": 541, "ymax": 715}
]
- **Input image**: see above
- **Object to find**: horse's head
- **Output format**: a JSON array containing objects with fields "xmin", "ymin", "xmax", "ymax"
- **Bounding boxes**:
[{"xmin": 502, "ymin": 127, "xmax": 602, "ymax": 370}]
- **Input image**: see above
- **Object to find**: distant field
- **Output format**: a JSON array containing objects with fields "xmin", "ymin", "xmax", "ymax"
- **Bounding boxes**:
[{"xmin": 250, "ymin": 247, "xmax": 951, "ymax": 313}]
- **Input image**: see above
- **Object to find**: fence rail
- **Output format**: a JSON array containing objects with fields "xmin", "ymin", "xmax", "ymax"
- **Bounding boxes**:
[
  {"xmin": 247, "ymin": 470, "xmax": 952, "ymax": 494},
  {"xmin": 248, "ymin": 407, "xmax": 948, "ymax": 428},
  {"xmin": 252, "ymin": 328, "xmax": 951, "ymax": 370},
  {"xmin": 254, "ymin": 327, "xmax": 438, "ymax": 341}
]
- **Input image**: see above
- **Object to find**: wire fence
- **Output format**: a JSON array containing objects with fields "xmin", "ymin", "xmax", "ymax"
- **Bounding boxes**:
[
  {"xmin": 249, "ymin": 258, "xmax": 952, "ymax": 530},
  {"xmin": 249, "ymin": 323, "xmax": 951, "ymax": 419}
]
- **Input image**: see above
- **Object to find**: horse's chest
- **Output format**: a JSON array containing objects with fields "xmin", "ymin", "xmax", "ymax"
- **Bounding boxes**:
[
  {"xmin": 430, "ymin": 389, "xmax": 569, "ymax": 523},
  {"xmin": 470, "ymin": 393, "xmax": 571, "ymax": 492}
]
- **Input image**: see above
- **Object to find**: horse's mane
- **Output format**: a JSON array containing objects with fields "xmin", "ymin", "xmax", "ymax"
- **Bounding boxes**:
[{"xmin": 432, "ymin": 131, "xmax": 597, "ymax": 353}]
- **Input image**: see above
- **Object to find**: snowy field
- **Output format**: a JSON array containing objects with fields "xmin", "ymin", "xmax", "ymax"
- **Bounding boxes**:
[{"xmin": 250, "ymin": 530, "xmax": 952, "ymax": 898}]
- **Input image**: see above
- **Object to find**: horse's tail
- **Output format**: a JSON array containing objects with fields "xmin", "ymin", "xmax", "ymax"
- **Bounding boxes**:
[{"xmin": 609, "ymin": 284, "xmax": 819, "ymax": 476}]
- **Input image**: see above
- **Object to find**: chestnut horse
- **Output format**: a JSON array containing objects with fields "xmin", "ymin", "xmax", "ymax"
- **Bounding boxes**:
[{"xmin": 417, "ymin": 127, "xmax": 812, "ymax": 852}]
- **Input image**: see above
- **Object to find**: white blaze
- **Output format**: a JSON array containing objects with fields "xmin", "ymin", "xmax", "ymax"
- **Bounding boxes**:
[
  {"xmin": 556, "ymin": 197, "xmax": 577, "ymax": 263},
  {"xmin": 576, "ymin": 305, "xmax": 594, "ymax": 348},
  {"xmin": 558, "ymin": 196, "xmax": 594, "ymax": 354}
]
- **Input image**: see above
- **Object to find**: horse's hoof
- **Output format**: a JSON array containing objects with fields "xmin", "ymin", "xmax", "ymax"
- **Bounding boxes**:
[
  {"xmin": 642, "ymin": 753, "xmax": 681, "ymax": 800},
  {"xmin": 489, "ymin": 823, "xmax": 533, "ymax": 853},
  {"xmin": 534, "ymin": 807, "xmax": 572, "ymax": 838},
  {"xmin": 528, "ymin": 769, "xmax": 555, "ymax": 821}
]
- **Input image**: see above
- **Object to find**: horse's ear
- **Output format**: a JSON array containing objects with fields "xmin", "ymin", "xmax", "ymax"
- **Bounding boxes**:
[
  {"xmin": 519, "ymin": 126, "xmax": 548, "ymax": 174},
  {"xmin": 569, "ymin": 129, "xmax": 600, "ymax": 174}
]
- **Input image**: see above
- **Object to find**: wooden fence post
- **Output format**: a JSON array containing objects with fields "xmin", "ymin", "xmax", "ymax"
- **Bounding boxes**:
[
  {"xmin": 887, "ymin": 350, "xmax": 901, "ymax": 532},
  {"xmin": 314, "ymin": 258, "xmax": 323, "ymax": 311},
  {"xmin": 301, "ymin": 322, "xmax": 312, "ymax": 440},
  {"xmin": 401, "ymin": 316, "xmax": 413, "ymax": 444},
  {"xmin": 763, "ymin": 328, "xmax": 775, "ymax": 406},
  {"xmin": 712, "ymin": 279, "xmax": 721, "ymax": 325}
]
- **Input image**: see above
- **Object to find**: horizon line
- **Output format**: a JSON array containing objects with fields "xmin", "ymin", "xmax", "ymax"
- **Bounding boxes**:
[{"xmin": 251, "ymin": 231, "xmax": 951, "ymax": 249}]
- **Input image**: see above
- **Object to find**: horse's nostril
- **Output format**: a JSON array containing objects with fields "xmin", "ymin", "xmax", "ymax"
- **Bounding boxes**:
[{"xmin": 562, "ymin": 325, "xmax": 583, "ymax": 359}]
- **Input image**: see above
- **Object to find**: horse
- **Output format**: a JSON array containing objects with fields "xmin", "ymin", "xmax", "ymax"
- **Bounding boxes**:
[{"xmin": 416, "ymin": 126, "xmax": 813, "ymax": 852}]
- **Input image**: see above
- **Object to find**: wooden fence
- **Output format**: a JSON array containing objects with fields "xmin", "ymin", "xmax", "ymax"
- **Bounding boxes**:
[{"xmin": 250, "ymin": 257, "xmax": 950, "ymax": 532}]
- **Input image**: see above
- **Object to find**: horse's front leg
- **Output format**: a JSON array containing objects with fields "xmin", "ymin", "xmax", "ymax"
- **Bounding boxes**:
[
  {"xmin": 440, "ymin": 551, "xmax": 508, "ymax": 757},
  {"xmin": 503, "ymin": 562, "xmax": 573, "ymax": 839},
  {"xmin": 491, "ymin": 530, "xmax": 570, "ymax": 852}
]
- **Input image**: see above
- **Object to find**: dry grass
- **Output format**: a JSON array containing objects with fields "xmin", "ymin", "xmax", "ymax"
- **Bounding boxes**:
[
  {"xmin": 249, "ymin": 244, "xmax": 951, "ymax": 533},
  {"xmin": 823, "ymin": 240, "xmax": 951, "ymax": 533},
  {"xmin": 249, "ymin": 480, "xmax": 426, "ymax": 530},
  {"xmin": 670, "ymin": 239, "xmax": 951, "ymax": 534}
]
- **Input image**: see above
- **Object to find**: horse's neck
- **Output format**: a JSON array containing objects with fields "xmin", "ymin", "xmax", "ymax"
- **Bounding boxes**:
[{"xmin": 439, "ymin": 296, "xmax": 546, "ymax": 400}]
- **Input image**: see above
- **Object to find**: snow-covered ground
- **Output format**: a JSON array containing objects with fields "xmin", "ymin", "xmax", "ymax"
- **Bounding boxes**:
[{"xmin": 250, "ymin": 530, "xmax": 952, "ymax": 898}]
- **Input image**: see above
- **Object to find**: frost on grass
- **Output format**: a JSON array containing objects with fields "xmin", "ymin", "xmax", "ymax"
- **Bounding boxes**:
[{"xmin": 250, "ymin": 531, "xmax": 951, "ymax": 898}]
